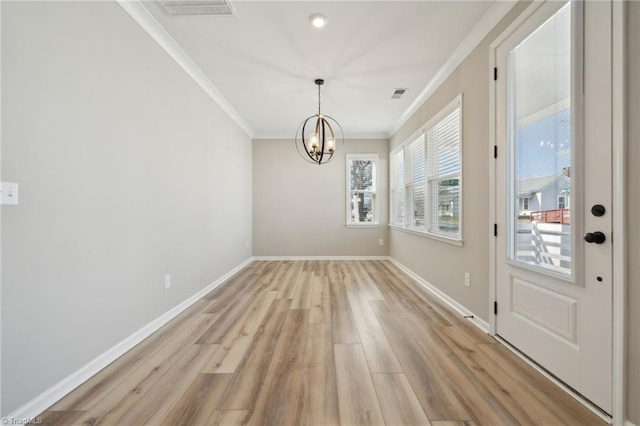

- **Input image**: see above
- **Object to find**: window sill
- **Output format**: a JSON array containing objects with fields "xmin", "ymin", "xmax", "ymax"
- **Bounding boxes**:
[
  {"xmin": 388, "ymin": 224, "xmax": 464, "ymax": 247},
  {"xmin": 346, "ymin": 223, "xmax": 380, "ymax": 229}
]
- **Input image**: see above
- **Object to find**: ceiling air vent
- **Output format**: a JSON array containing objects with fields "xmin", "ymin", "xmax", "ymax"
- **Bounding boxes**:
[
  {"xmin": 160, "ymin": 0, "xmax": 237, "ymax": 16},
  {"xmin": 391, "ymin": 88, "xmax": 407, "ymax": 99}
]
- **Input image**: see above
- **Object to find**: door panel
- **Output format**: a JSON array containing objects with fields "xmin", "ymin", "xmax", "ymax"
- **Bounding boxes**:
[{"xmin": 494, "ymin": 0, "xmax": 612, "ymax": 414}]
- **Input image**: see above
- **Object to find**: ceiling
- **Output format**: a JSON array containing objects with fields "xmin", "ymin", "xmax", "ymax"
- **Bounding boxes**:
[{"xmin": 140, "ymin": 1, "xmax": 507, "ymax": 139}]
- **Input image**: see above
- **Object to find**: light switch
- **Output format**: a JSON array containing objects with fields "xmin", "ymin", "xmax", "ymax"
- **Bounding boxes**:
[{"xmin": 1, "ymin": 182, "xmax": 19, "ymax": 205}]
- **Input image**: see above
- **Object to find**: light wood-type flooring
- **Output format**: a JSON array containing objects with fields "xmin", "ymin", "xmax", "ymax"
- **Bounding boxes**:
[{"xmin": 41, "ymin": 260, "xmax": 603, "ymax": 425}]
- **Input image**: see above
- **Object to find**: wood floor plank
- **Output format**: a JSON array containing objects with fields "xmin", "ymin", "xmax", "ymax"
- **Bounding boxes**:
[
  {"xmin": 246, "ymin": 309, "xmax": 310, "ymax": 425},
  {"xmin": 203, "ymin": 262, "xmax": 260, "ymax": 300},
  {"xmin": 291, "ymin": 271, "xmax": 313, "ymax": 309},
  {"xmin": 86, "ymin": 343, "xmax": 219, "ymax": 425},
  {"xmin": 160, "ymin": 373, "xmax": 233, "ymax": 426},
  {"xmin": 310, "ymin": 276, "xmax": 331, "ymax": 323},
  {"xmin": 372, "ymin": 373, "xmax": 431, "ymax": 426},
  {"xmin": 374, "ymin": 261, "xmax": 456, "ymax": 327},
  {"xmin": 214, "ymin": 410, "xmax": 252, "ymax": 426},
  {"xmin": 474, "ymin": 341, "xmax": 604, "ymax": 425},
  {"xmin": 332, "ymin": 307, "xmax": 360, "ymax": 344},
  {"xmin": 336, "ymin": 261, "xmax": 360, "ymax": 292},
  {"xmin": 328, "ymin": 266, "xmax": 352, "ymax": 310},
  {"xmin": 276, "ymin": 261, "xmax": 304, "ymax": 299},
  {"xmin": 299, "ymin": 323, "xmax": 340, "ymax": 425},
  {"xmin": 334, "ymin": 344, "xmax": 385, "ymax": 426},
  {"xmin": 347, "ymin": 290, "xmax": 402, "ymax": 373},
  {"xmin": 199, "ymin": 281, "xmax": 268, "ymax": 344},
  {"xmin": 221, "ymin": 299, "xmax": 291, "ymax": 410},
  {"xmin": 41, "ymin": 261, "xmax": 603, "ymax": 426},
  {"xmin": 373, "ymin": 310, "xmax": 472, "ymax": 421},
  {"xmin": 38, "ymin": 410, "xmax": 85, "ymax": 425},
  {"xmin": 435, "ymin": 326, "xmax": 566, "ymax": 425},
  {"xmin": 350, "ymin": 260, "xmax": 386, "ymax": 301},
  {"xmin": 377, "ymin": 310, "xmax": 516, "ymax": 424},
  {"xmin": 257, "ymin": 260, "xmax": 287, "ymax": 290},
  {"xmin": 381, "ymin": 264, "xmax": 496, "ymax": 343},
  {"xmin": 202, "ymin": 290, "xmax": 277, "ymax": 373},
  {"xmin": 70, "ymin": 312, "xmax": 220, "ymax": 419}
]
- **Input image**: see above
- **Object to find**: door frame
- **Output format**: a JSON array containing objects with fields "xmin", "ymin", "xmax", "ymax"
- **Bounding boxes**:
[{"xmin": 488, "ymin": 1, "xmax": 627, "ymax": 424}]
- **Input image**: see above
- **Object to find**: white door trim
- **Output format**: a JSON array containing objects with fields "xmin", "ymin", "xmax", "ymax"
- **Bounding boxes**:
[
  {"xmin": 488, "ymin": 0, "xmax": 627, "ymax": 424},
  {"xmin": 611, "ymin": 1, "xmax": 627, "ymax": 424}
]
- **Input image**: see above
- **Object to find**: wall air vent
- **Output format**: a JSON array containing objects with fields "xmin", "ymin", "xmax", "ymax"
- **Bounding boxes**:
[
  {"xmin": 160, "ymin": 0, "xmax": 237, "ymax": 16},
  {"xmin": 391, "ymin": 88, "xmax": 407, "ymax": 99}
]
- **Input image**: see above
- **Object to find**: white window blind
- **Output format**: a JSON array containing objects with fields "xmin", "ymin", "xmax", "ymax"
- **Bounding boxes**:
[
  {"xmin": 427, "ymin": 106, "xmax": 461, "ymax": 237},
  {"xmin": 406, "ymin": 134, "xmax": 425, "ymax": 229},
  {"xmin": 346, "ymin": 154, "xmax": 378, "ymax": 225},
  {"xmin": 389, "ymin": 94, "xmax": 462, "ymax": 243},
  {"xmin": 390, "ymin": 150, "xmax": 404, "ymax": 225}
]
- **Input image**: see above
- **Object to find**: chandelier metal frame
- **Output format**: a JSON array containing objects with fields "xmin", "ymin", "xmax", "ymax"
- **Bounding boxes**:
[{"xmin": 295, "ymin": 79, "xmax": 344, "ymax": 165}]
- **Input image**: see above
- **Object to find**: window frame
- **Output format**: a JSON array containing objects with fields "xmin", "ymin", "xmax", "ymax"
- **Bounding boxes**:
[
  {"xmin": 389, "ymin": 94, "xmax": 463, "ymax": 246},
  {"xmin": 346, "ymin": 154, "xmax": 379, "ymax": 227},
  {"xmin": 558, "ymin": 195, "xmax": 568, "ymax": 209}
]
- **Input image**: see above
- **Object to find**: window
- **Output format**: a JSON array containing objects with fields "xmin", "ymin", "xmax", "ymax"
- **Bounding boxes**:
[
  {"xmin": 558, "ymin": 196, "xmax": 568, "ymax": 209},
  {"xmin": 389, "ymin": 95, "xmax": 462, "ymax": 243},
  {"xmin": 346, "ymin": 154, "xmax": 378, "ymax": 226},
  {"xmin": 522, "ymin": 197, "xmax": 530, "ymax": 211}
]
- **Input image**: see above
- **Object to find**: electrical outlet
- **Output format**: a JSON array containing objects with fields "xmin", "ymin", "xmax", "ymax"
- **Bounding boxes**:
[
  {"xmin": 464, "ymin": 273, "xmax": 470, "ymax": 287},
  {"xmin": 164, "ymin": 274, "xmax": 171, "ymax": 289},
  {"xmin": 379, "ymin": 239, "xmax": 384, "ymax": 246},
  {"xmin": 1, "ymin": 182, "xmax": 19, "ymax": 205},
  {"xmin": 246, "ymin": 241, "xmax": 250, "ymax": 249}
]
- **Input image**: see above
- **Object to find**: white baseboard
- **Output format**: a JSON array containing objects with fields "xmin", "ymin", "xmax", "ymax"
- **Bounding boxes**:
[
  {"xmin": 387, "ymin": 258, "xmax": 490, "ymax": 333},
  {"xmin": 252, "ymin": 255, "xmax": 391, "ymax": 261},
  {"xmin": 625, "ymin": 420, "xmax": 638, "ymax": 426},
  {"xmin": 4, "ymin": 257, "xmax": 253, "ymax": 421}
]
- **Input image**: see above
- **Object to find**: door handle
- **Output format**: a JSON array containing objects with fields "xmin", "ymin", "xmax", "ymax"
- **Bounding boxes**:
[{"xmin": 584, "ymin": 232, "xmax": 606, "ymax": 244}]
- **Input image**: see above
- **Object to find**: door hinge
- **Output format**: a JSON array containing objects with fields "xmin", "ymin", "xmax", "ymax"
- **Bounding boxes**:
[
  {"xmin": 494, "ymin": 145, "xmax": 498, "ymax": 159},
  {"xmin": 494, "ymin": 223, "xmax": 498, "ymax": 237},
  {"xmin": 493, "ymin": 67, "xmax": 498, "ymax": 81},
  {"xmin": 494, "ymin": 301, "xmax": 498, "ymax": 315}
]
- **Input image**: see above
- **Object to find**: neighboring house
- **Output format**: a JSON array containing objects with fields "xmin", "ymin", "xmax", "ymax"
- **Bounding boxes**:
[{"xmin": 518, "ymin": 174, "xmax": 571, "ymax": 216}]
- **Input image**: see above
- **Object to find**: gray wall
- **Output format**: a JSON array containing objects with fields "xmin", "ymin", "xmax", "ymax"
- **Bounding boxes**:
[
  {"xmin": 389, "ymin": 3, "xmax": 530, "ymax": 321},
  {"xmin": 1, "ymin": 1, "xmax": 252, "ymax": 415},
  {"xmin": 253, "ymin": 139, "xmax": 388, "ymax": 257},
  {"xmin": 626, "ymin": 2, "xmax": 639, "ymax": 423}
]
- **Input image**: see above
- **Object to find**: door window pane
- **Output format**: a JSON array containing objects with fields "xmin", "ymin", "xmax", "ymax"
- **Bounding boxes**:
[{"xmin": 509, "ymin": 3, "xmax": 572, "ymax": 275}]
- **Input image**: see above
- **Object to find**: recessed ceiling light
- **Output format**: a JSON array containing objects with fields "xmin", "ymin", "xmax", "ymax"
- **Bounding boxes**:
[{"xmin": 309, "ymin": 14, "xmax": 328, "ymax": 29}]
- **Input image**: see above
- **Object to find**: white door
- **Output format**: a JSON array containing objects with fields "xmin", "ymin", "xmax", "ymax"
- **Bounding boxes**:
[{"xmin": 494, "ymin": 0, "xmax": 612, "ymax": 414}]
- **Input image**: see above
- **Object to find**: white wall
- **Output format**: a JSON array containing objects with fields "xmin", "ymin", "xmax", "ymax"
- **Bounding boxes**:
[
  {"xmin": 1, "ymin": 1, "xmax": 252, "ymax": 415},
  {"xmin": 252, "ymin": 139, "xmax": 388, "ymax": 257}
]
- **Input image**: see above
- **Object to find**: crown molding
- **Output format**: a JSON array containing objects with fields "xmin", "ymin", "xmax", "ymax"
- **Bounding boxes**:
[
  {"xmin": 116, "ymin": 0, "xmax": 255, "ymax": 138},
  {"xmin": 388, "ymin": 0, "xmax": 518, "ymax": 138}
]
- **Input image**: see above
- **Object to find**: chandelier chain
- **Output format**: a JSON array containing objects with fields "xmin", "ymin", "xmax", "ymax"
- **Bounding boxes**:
[{"xmin": 318, "ymin": 84, "xmax": 321, "ymax": 115}]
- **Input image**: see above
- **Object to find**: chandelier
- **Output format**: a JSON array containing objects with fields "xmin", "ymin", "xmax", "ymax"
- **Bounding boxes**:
[{"xmin": 295, "ymin": 79, "xmax": 343, "ymax": 165}]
